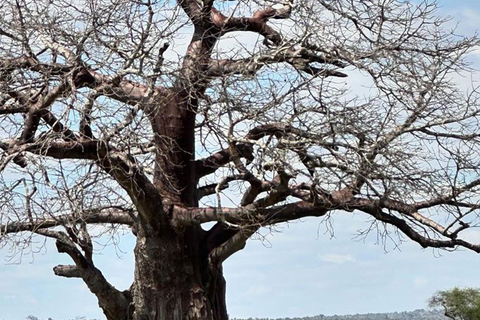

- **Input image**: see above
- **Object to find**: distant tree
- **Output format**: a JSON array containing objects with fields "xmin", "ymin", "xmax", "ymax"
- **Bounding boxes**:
[
  {"xmin": 429, "ymin": 288, "xmax": 480, "ymax": 320},
  {"xmin": 2, "ymin": 0, "xmax": 480, "ymax": 319}
]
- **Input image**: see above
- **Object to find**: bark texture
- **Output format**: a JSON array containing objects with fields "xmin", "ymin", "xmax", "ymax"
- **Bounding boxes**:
[{"xmin": 132, "ymin": 225, "xmax": 227, "ymax": 320}]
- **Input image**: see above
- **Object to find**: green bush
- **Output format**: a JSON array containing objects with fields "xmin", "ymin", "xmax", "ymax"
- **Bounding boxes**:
[{"xmin": 429, "ymin": 288, "xmax": 480, "ymax": 320}]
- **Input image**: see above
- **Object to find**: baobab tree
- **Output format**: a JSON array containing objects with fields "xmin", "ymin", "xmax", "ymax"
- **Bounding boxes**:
[{"xmin": 1, "ymin": 0, "xmax": 480, "ymax": 319}]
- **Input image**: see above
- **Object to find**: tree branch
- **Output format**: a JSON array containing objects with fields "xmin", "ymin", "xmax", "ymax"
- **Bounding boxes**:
[
  {"xmin": 52, "ymin": 234, "xmax": 132, "ymax": 319},
  {"xmin": 195, "ymin": 143, "xmax": 254, "ymax": 179},
  {"xmin": 209, "ymin": 227, "xmax": 257, "ymax": 263},
  {"xmin": 19, "ymin": 79, "xmax": 72, "ymax": 143},
  {"xmin": 220, "ymin": 1, "xmax": 295, "ymax": 46},
  {"xmin": 4, "ymin": 136, "xmax": 163, "ymax": 224},
  {"xmin": 207, "ymin": 46, "xmax": 347, "ymax": 77},
  {"xmin": 53, "ymin": 264, "xmax": 82, "ymax": 278},
  {"xmin": 0, "ymin": 207, "xmax": 134, "ymax": 235},
  {"xmin": 354, "ymin": 198, "xmax": 480, "ymax": 253},
  {"xmin": 174, "ymin": 201, "xmax": 329, "ymax": 227}
]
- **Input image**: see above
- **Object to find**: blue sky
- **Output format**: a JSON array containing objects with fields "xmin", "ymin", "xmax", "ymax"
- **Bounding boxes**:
[{"xmin": 2, "ymin": 1, "xmax": 480, "ymax": 319}]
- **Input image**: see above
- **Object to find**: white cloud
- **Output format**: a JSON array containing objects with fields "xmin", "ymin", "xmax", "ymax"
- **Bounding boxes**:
[
  {"xmin": 320, "ymin": 253, "xmax": 356, "ymax": 264},
  {"xmin": 413, "ymin": 277, "xmax": 429, "ymax": 288},
  {"xmin": 245, "ymin": 284, "xmax": 271, "ymax": 296}
]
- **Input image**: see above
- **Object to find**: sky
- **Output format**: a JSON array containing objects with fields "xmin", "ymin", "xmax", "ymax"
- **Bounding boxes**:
[{"xmin": 2, "ymin": 1, "xmax": 480, "ymax": 320}]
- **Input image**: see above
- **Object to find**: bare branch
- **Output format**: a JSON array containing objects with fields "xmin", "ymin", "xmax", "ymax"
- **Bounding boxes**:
[
  {"xmin": 0, "ymin": 207, "xmax": 134, "ymax": 235},
  {"xmin": 354, "ymin": 199, "xmax": 480, "ymax": 253},
  {"xmin": 207, "ymin": 46, "xmax": 347, "ymax": 78},
  {"xmin": 209, "ymin": 227, "xmax": 256, "ymax": 264},
  {"xmin": 53, "ymin": 234, "xmax": 132, "ymax": 319},
  {"xmin": 174, "ymin": 201, "xmax": 329, "ymax": 227},
  {"xmin": 195, "ymin": 143, "xmax": 254, "ymax": 179},
  {"xmin": 53, "ymin": 264, "xmax": 82, "ymax": 278}
]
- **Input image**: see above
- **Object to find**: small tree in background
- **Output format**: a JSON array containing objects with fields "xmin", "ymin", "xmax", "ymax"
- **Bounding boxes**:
[{"xmin": 429, "ymin": 288, "xmax": 480, "ymax": 320}]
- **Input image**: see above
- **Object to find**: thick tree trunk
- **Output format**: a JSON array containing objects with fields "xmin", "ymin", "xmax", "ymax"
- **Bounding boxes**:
[
  {"xmin": 131, "ymin": 224, "xmax": 228, "ymax": 320},
  {"xmin": 152, "ymin": 88, "xmax": 197, "ymax": 206},
  {"xmin": 124, "ymin": 24, "xmax": 228, "ymax": 318}
]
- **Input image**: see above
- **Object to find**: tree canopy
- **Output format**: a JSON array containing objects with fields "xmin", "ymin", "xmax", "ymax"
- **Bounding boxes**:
[
  {"xmin": 1, "ymin": 0, "xmax": 480, "ymax": 319},
  {"xmin": 430, "ymin": 288, "xmax": 480, "ymax": 320}
]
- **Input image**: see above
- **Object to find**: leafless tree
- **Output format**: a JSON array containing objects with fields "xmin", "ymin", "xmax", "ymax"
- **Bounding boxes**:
[{"xmin": 1, "ymin": 0, "xmax": 480, "ymax": 319}]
